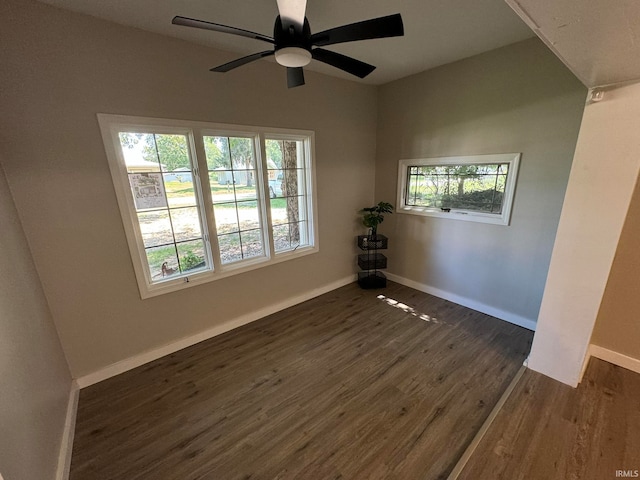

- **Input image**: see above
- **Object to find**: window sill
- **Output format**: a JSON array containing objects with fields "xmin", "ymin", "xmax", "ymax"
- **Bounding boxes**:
[
  {"xmin": 397, "ymin": 205, "xmax": 511, "ymax": 225},
  {"xmin": 139, "ymin": 245, "xmax": 319, "ymax": 299}
]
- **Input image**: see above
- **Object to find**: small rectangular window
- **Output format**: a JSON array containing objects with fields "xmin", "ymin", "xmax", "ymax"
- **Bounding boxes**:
[
  {"xmin": 98, "ymin": 115, "xmax": 317, "ymax": 298},
  {"xmin": 397, "ymin": 154, "xmax": 520, "ymax": 225}
]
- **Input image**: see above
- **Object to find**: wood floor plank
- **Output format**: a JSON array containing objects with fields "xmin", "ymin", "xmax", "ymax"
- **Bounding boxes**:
[
  {"xmin": 70, "ymin": 281, "xmax": 532, "ymax": 480},
  {"xmin": 458, "ymin": 357, "xmax": 640, "ymax": 480}
]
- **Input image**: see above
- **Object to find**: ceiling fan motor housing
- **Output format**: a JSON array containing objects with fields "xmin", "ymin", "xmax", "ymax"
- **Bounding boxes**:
[
  {"xmin": 273, "ymin": 16, "xmax": 313, "ymax": 67},
  {"xmin": 274, "ymin": 16, "xmax": 312, "ymax": 51}
]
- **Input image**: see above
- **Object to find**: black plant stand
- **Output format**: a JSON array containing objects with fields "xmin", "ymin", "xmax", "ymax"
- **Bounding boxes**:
[{"xmin": 357, "ymin": 234, "xmax": 388, "ymax": 289}]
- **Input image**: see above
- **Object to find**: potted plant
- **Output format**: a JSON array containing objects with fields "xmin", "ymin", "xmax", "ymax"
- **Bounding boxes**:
[
  {"xmin": 360, "ymin": 201, "xmax": 393, "ymax": 238},
  {"xmin": 357, "ymin": 201, "xmax": 393, "ymax": 289}
]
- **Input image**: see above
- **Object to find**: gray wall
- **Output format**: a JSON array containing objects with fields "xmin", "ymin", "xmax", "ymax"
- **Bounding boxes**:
[
  {"xmin": 375, "ymin": 38, "xmax": 586, "ymax": 325},
  {"xmin": 0, "ymin": 0, "xmax": 377, "ymax": 378},
  {"xmin": 0, "ymin": 163, "xmax": 72, "ymax": 480}
]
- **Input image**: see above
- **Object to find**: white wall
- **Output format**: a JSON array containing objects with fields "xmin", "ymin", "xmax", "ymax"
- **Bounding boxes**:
[
  {"xmin": 0, "ymin": 163, "xmax": 72, "ymax": 480},
  {"xmin": 0, "ymin": 0, "xmax": 377, "ymax": 379},
  {"xmin": 528, "ymin": 82, "xmax": 640, "ymax": 386},
  {"xmin": 375, "ymin": 39, "xmax": 586, "ymax": 328}
]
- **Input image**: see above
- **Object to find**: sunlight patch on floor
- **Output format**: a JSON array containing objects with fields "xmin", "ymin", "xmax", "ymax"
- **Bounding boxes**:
[{"xmin": 377, "ymin": 295, "xmax": 443, "ymax": 324}]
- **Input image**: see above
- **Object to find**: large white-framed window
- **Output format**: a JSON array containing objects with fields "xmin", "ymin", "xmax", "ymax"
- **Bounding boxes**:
[
  {"xmin": 397, "ymin": 153, "xmax": 521, "ymax": 225},
  {"xmin": 98, "ymin": 114, "xmax": 318, "ymax": 298}
]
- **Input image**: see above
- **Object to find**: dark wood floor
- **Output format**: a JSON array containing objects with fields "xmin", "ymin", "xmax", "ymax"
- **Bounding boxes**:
[
  {"xmin": 70, "ymin": 281, "xmax": 532, "ymax": 480},
  {"xmin": 459, "ymin": 357, "xmax": 640, "ymax": 479}
]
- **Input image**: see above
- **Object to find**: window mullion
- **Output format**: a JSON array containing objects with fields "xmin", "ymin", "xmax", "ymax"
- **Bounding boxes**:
[
  {"xmin": 299, "ymin": 143, "xmax": 310, "ymax": 247},
  {"xmin": 193, "ymin": 130, "xmax": 221, "ymax": 270},
  {"xmin": 253, "ymin": 133, "xmax": 272, "ymax": 259},
  {"xmin": 258, "ymin": 133, "xmax": 276, "ymax": 259}
]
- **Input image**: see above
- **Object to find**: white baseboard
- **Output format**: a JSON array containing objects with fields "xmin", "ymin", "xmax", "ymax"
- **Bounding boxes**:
[
  {"xmin": 77, "ymin": 276, "xmax": 354, "ymax": 388},
  {"xmin": 56, "ymin": 380, "xmax": 79, "ymax": 480},
  {"xmin": 385, "ymin": 272, "xmax": 537, "ymax": 331},
  {"xmin": 588, "ymin": 344, "xmax": 640, "ymax": 375}
]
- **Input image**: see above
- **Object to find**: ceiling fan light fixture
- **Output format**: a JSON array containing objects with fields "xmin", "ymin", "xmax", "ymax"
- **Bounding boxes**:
[{"xmin": 275, "ymin": 47, "xmax": 312, "ymax": 67}]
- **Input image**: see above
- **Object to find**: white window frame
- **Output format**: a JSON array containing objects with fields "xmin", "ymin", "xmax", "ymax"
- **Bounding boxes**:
[
  {"xmin": 397, "ymin": 153, "xmax": 521, "ymax": 225},
  {"xmin": 98, "ymin": 114, "xmax": 318, "ymax": 298},
  {"xmin": 263, "ymin": 132, "xmax": 316, "ymax": 257}
]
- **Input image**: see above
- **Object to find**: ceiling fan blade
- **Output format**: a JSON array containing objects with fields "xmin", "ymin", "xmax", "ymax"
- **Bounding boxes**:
[
  {"xmin": 172, "ymin": 16, "xmax": 274, "ymax": 44},
  {"xmin": 311, "ymin": 13, "xmax": 404, "ymax": 47},
  {"xmin": 211, "ymin": 51, "xmax": 275, "ymax": 73},
  {"xmin": 276, "ymin": 0, "xmax": 307, "ymax": 29},
  {"xmin": 287, "ymin": 67, "xmax": 305, "ymax": 88},
  {"xmin": 312, "ymin": 48, "xmax": 375, "ymax": 78}
]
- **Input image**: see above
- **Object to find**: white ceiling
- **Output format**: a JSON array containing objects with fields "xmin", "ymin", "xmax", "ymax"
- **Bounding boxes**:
[
  {"xmin": 507, "ymin": 0, "xmax": 640, "ymax": 88},
  {"xmin": 36, "ymin": 0, "xmax": 535, "ymax": 85}
]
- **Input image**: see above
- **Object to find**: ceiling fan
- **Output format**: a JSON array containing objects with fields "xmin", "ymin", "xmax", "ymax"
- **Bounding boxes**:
[{"xmin": 172, "ymin": 0, "xmax": 404, "ymax": 88}]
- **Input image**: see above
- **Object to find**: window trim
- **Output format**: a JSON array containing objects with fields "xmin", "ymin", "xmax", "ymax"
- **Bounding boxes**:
[
  {"xmin": 263, "ymin": 132, "xmax": 316, "ymax": 256},
  {"xmin": 396, "ymin": 153, "xmax": 521, "ymax": 225},
  {"xmin": 98, "ymin": 114, "xmax": 318, "ymax": 299}
]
